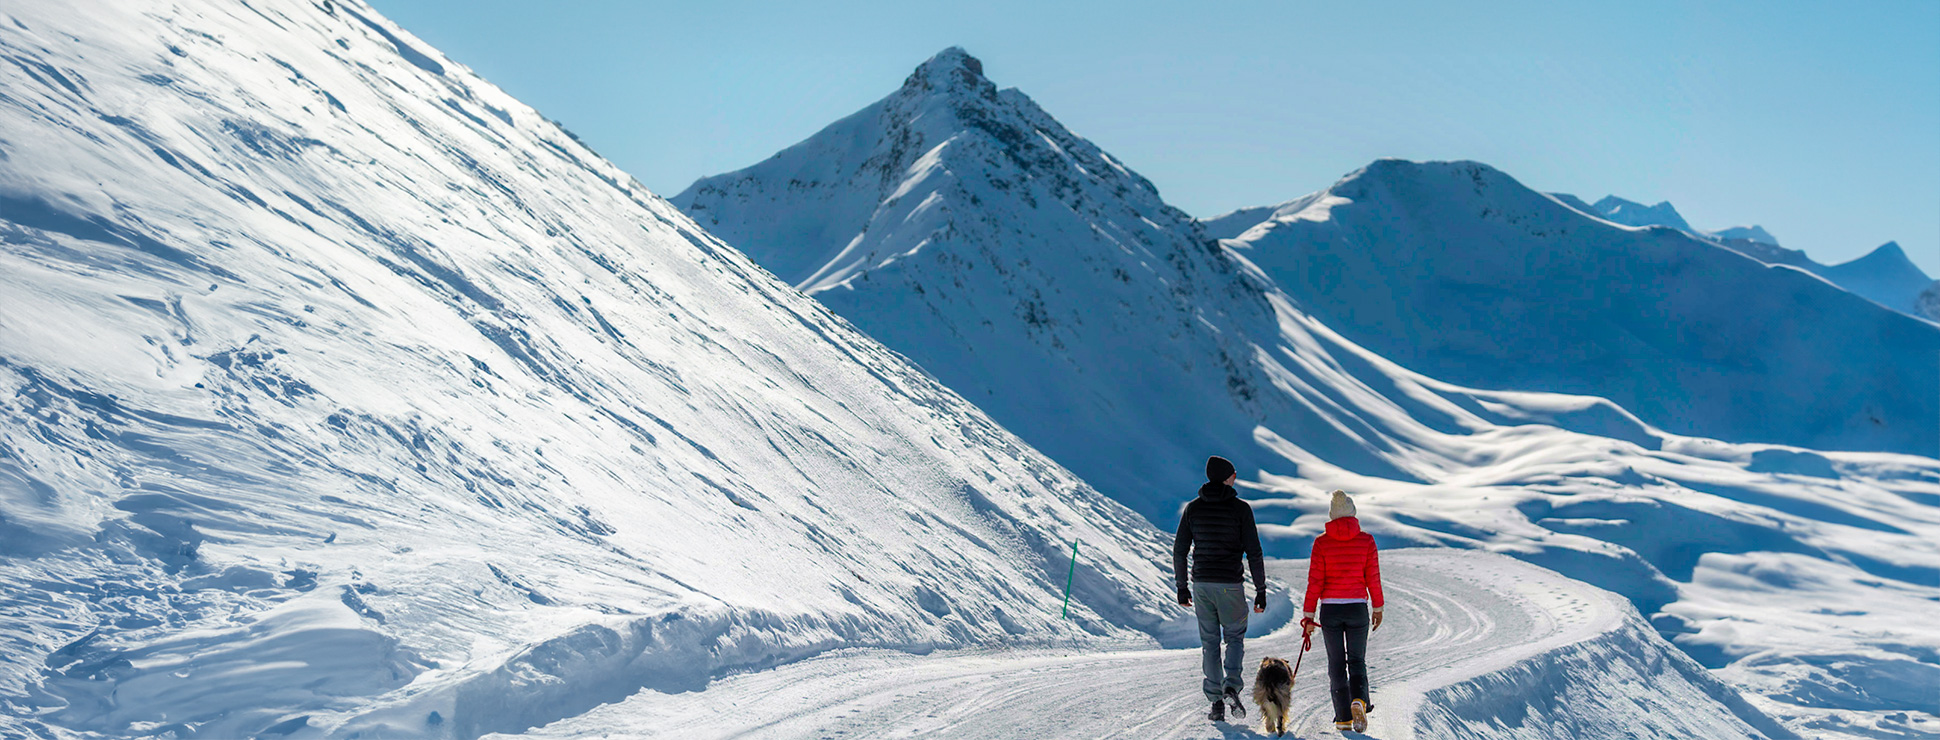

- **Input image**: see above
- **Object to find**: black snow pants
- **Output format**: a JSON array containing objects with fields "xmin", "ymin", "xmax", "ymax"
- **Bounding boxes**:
[{"xmin": 1319, "ymin": 602, "xmax": 1371, "ymax": 722}]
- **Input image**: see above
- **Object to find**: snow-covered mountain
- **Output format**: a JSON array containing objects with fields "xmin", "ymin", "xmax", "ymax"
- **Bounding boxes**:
[
  {"xmin": 677, "ymin": 47, "xmax": 1278, "ymax": 527},
  {"xmin": 0, "ymin": 4, "xmax": 1179, "ymax": 738},
  {"xmin": 679, "ymin": 52, "xmax": 1940, "ymax": 738},
  {"xmin": 1221, "ymin": 163, "xmax": 1939, "ymax": 457},
  {"xmin": 1542, "ymin": 192, "xmax": 1940, "ymax": 321}
]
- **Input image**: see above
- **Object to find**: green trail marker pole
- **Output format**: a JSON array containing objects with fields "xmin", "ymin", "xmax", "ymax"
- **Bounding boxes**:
[{"xmin": 1061, "ymin": 539, "xmax": 1080, "ymax": 619}]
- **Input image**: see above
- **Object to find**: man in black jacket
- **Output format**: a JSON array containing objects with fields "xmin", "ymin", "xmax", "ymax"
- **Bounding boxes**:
[{"xmin": 1175, "ymin": 455, "xmax": 1267, "ymax": 722}]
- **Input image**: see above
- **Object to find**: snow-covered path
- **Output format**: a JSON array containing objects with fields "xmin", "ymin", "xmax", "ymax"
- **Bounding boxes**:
[{"xmin": 511, "ymin": 550, "xmax": 1779, "ymax": 740}]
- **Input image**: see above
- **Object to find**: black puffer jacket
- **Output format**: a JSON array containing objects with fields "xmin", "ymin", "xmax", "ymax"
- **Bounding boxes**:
[{"xmin": 1173, "ymin": 483, "xmax": 1266, "ymax": 597}]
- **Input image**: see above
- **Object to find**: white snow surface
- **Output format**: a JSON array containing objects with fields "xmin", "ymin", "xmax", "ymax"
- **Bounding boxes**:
[
  {"xmin": 0, "ymin": 4, "xmax": 1182, "ymax": 738},
  {"xmin": 676, "ymin": 52, "xmax": 1940, "ymax": 738},
  {"xmin": 508, "ymin": 552, "xmax": 1797, "ymax": 740}
]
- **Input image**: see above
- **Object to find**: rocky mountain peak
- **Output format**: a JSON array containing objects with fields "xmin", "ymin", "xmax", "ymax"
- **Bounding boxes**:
[{"xmin": 900, "ymin": 46, "xmax": 994, "ymax": 99}]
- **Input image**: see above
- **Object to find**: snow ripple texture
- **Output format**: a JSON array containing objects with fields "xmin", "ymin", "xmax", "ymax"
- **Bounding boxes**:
[{"xmin": 0, "ymin": 2, "xmax": 1182, "ymax": 738}]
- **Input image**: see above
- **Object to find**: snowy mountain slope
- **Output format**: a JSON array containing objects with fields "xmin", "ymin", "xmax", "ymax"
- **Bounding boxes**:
[
  {"xmin": 509, "ymin": 552, "xmax": 1796, "ymax": 740},
  {"xmin": 1541, "ymin": 193, "xmax": 1939, "ymax": 321},
  {"xmin": 1223, "ymin": 160, "xmax": 1939, "ymax": 457},
  {"xmin": 0, "ymin": 3, "xmax": 1183, "ymax": 738},
  {"xmin": 676, "ymin": 47, "xmax": 1281, "ymax": 528},
  {"xmin": 676, "ymin": 53, "xmax": 1940, "ymax": 738}
]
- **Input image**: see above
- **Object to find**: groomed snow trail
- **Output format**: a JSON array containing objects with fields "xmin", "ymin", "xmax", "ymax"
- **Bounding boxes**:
[{"xmin": 510, "ymin": 550, "xmax": 1778, "ymax": 739}]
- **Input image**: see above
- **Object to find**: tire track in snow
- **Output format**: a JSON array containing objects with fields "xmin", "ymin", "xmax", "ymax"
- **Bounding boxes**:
[{"xmin": 511, "ymin": 550, "xmax": 1625, "ymax": 739}]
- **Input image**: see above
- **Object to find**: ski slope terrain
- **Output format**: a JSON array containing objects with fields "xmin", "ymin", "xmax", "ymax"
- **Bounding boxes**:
[
  {"xmin": 509, "ymin": 552, "xmax": 1796, "ymax": 740},
  {"xmin": 0, "ymin": 2, "xmax": 1183, "ymax": 738},
  {"xmin": 678, "ymin": 51, "xmax": 1940, "ymax": 738}
]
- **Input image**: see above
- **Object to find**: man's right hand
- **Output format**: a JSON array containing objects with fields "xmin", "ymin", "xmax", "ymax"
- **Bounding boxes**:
[{"xmin": 1177, "ymin": 589, "xmax": 1192, "ymax": 607}]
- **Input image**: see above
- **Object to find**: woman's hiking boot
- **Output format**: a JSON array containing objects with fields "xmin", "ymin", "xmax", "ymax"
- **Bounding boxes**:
[{"xmin": 1351, "ymin": 699, "xmax": 1369, "ymax": 732}]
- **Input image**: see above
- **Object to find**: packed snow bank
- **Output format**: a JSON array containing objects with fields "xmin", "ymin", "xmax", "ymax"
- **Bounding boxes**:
[
  {"xmin": 0, "ymin": 3, "xmax": 1181, "ymax": 738},
  {"xmin": 1418, "ymin": 613, "xmax": 1798, "ymax": 740},
  {"xmin": 508, "ymin": 551, "xmax": 1793, "ymax": 739}
]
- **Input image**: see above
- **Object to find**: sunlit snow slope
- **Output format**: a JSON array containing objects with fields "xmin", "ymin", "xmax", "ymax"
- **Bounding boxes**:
[
  {"xmin": 0, "ymin": 3, "xmax": 1181, "ymax": 738},
  {"xmin": 1220, "ymin": 162, "xmax": 1940, "ymax": 456},
  {"xmin": 677, "ymin": 51, "xmax": 1940, "ymax": 739}
]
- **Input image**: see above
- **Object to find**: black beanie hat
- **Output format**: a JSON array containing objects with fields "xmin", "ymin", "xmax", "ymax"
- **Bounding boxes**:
[{"xmin": 1206, "ymin": 455, "xmax": 1235, "ymax": 483}]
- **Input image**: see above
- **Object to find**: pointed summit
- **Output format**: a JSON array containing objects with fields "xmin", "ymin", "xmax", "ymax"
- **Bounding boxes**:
[
  {"xmin": 675, "ymin": 47, "xmax": 1173, "ymax": 293},
  {"xmin": 1829, "ymin": 241, "xmax": 1923, "ymax": 278},
  {"xmin": 675, "ymin": 49, "xmax": 1268, "ymax": 520},
  {"xmin": 900, "ymin": 46, "xmax": 995, "ymax": 99},
  {"xmin": 1855, "ymin": 240, "xmax": 1910, "ymax": 264},
  {"xmin": 1818, "ymin": 240, "xmax": 1932, "ymax": 315}
]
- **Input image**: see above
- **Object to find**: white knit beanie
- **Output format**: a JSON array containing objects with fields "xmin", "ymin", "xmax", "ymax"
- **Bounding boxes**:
[{"xmin": 1328, "ymin": 490, "xmax": 1356, "ymax": 520}]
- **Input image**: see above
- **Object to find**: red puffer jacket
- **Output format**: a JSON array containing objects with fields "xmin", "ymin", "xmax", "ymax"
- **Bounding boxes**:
[{"xmin": 1302, "ymin": 516, "xmax": 1383, "ymax": 617}]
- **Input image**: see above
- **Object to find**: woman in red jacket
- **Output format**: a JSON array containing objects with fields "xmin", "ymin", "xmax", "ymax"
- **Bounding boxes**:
[{"xmin": 1302, "ymin": 489, "xmax": 1384, "ymax": 732}]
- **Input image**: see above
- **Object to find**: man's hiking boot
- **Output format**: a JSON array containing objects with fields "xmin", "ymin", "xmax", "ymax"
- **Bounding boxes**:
[
  {"xmin": 1208, "ymin": 699, "xmax": 1225, "ymax": 722},
  {"xmin": 1224, "ymin": 686, "xmax": 1247, "ymax": 718},
  {"xmin": 1351, "ymin": 699, "xmax": 1368, "ymax": 732}
]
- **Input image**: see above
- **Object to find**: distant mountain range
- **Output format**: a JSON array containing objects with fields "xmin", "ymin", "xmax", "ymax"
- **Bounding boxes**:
[{"xmin": 1536, "ymin": 194, "xmax": 1937, "ymax": 321}]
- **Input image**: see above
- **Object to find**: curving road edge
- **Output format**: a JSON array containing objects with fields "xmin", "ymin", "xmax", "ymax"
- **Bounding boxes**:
[{"xmin": 509, "ymin": 549, "xmax": 1796, "ymax": 740}]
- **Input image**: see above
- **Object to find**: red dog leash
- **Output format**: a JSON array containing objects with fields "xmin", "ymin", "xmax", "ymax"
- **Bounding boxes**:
[{"xmin": 1292, "ymin": 618, "xmax": 1316, "ymax": 684}]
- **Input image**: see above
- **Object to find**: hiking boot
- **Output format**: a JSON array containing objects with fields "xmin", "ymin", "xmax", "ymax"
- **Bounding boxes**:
[
  {"xmin": 1351, "ymin": 698, "xmax": 1368, "ymax": 731},
  {"xmin": 1208, "ymin": 699, "xmax": 1225, "ymax": 722},
  {"xmin": 1223, "ymin": 686, "xmax": 1247, "ymax": 718},
  {"xmin": 1334, "ymin": 720, "xmax": 1353, "ymax": 731}
]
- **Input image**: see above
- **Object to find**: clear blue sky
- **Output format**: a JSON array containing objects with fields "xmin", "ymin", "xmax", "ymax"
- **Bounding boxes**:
[{"xmin": 369, "ymin": 0, "xmax": 1939, "ymax": 274}]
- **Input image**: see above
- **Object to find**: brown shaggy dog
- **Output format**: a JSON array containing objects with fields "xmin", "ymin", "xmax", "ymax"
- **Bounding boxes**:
[{"xmin": 1252, "ymin": 656, "xmax": 1294, "ymax": 736}]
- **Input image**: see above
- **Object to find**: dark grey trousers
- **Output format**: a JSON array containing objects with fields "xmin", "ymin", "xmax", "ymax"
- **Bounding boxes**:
[{"xmin": 1193, "ymin": 581, "xmax": 1248, "ymax": 703}]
